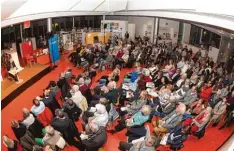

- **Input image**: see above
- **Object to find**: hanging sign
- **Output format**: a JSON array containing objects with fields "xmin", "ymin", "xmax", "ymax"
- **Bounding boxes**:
[{"xmin": 24, "ymin": 21, "xmax": 31, "ymax": 29}]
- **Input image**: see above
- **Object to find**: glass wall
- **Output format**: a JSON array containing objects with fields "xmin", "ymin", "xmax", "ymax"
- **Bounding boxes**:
[{"xmin": 189, "ymin": 24, "xmax": 221, "ymax": 49}]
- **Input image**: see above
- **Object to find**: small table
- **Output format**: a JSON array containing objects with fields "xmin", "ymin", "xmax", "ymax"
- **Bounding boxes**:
[{"xmin": 36, "ymin": 54, "xmax": 51, "ymax": 65}]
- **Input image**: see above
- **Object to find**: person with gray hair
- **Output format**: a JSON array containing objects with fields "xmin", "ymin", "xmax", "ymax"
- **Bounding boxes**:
[
  {"xmin": 109, "ymin": 105, "xmax": 152, "ymax": 133},
  {"xmin": 77, "ymin": 123, "xmax": 107, "ymax": 151},
  {"xmin": 153, "ymin": 103, "xmax": 186, "ymax": 135},
  {"xmin": 118, "ymin": 135, "xmax": 159, "ymax": 151},
  {"xmin": 34, "ymin": 125, "xmax": 66, "ymax": 150},
  {"xmin": 51, "ymin": 109, "xmax": 81, "ymax": 149},
  {"xmin": 21, "ymin": 108, "xmax": 44, "ymax": 138}
]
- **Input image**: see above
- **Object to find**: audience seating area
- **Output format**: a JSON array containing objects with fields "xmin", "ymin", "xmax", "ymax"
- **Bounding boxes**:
[{"xmin": 2, "ymin": 38, "xmax": 234, "ymax": 151}]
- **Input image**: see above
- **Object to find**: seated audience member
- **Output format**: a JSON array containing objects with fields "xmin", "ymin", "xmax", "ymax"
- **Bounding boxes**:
[
  {"xmin": 122, "ymin": 90, "xmax": 148, "ymax": 115},
  {"xmin": 11, "ymin": 120, "xmax": 37, "ymax": 151},
  {"xmin": 78, "ymin": 123, "xmax": 107, "ymax": 151},
  {"xmin": 35, "ymin": 126, "xmax": 66, "ymax": 150},
  {"xmin": 152, "ymin": 103, "xmax": 186, "ymax": 135},
  {"xmin": 64, "ymin": 67, "xmax": 75, "ymax": 80},
  {"xmin": 183, "ymin": 107, "xmax": 212, "ymax": 134},
  {"xmin": 21, "ymin": 108, "xmax": 44, "ymax": 138},
  {"xmin": 47, "ymin": 81, "xmax": 59, "ymax": 95},
  {"xmin": 98, "ymin": 51, "xmax": 114, "ymax": 70},
  {"xmin": 57, "ymin": 73, "xmax": 72, "ymax": 98},
  {"xmin": 197, "ymin": 76, "xmax": 205, "ymax": 92},
  {"xmin": 208, "ymin": 88, "xmax": 224, "ymax": 108},
  {"xmin": 90, "ymin": 87, "xmax": 102, "ymax": 106},
  {"xmin": 62, "ymin": 98, "xmax": 82, "ymax": 122},
  {"xmin": 180, "ymin": 86, "xmax": 198, "ymax": 105},
  {"xmin": 41, "ymin": 89, "xmax": 61, "ymax": 115},
  {"xmin": 209, "ymin": 98, "xmax": 227, "ymax": 126},
  {"xmin": 70, "ymin": 85, "xmax": 88, "ymax": 115},
  {"xmin": 31, "ymin": 98, "xmax": 46, "ymax": 116},
  {"xmin": 170, "ymin": 68, "xmax": 181, "ymax": 84},
  {"xmin": 88, "ymin": 103, "xmax": 109, "ymax": 127},
  {"xmin": 77, "ymin": 77, "xmax": 89, "ymax": 94},
  {"xmin": 98, "ymin": 65, "xmax": 121, "ymax": 84},
  {"xmin": 118, "ymin": 135, "xmax": 159, "ymax": 151},
  {"xmin": 110, "ymin": 105, "xmax": 152, "ymax": 133},
  {"xmin": 166, "ymin": 125, "xmax": 190, "ymax": 150},
  {"xmin": 177, "ymin": 57, "xmax": 185, "ymax": 69},
  {"xmin": 189, "ymin": 99, "xmax": 205, "ymax": 116},
  {"xmin": 200, "ymin": 81, "xmax": 214, "ymax": 104},
  {"xmin": 174, "ymin": 74, "xmax": 187, "ymax": 90},
  {"xmin": 31, "ymin": 98, "xmax": 53, "ymax": 127},
  {"xmin": 102, "ymin": 81, "xmax": 118, "ymax": 103},
  {"xmin": 51, "ymin": 109, "xmax": 81, "ymax": 148},
  {"xmin": 3, "ymin": 135, "xmax": 23, "ymax": 151},
  {"xmin": 169, "ymin": 80, "xmax": 190, "ymax": 102},
  {"xmin": 219, "ymin": 110, "xmax": 234, "ymax": 130}
]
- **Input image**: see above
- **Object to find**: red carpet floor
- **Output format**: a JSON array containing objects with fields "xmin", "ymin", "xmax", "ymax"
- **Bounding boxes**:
[{"xmin": 1, "ymin": 57, "xmax": 233, "ymax": 151}]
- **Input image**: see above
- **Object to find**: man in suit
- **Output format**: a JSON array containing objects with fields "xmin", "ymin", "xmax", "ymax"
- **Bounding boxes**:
[{"xmin": 153, "ymin": 103, "xmax": 186, "ymax": 135}]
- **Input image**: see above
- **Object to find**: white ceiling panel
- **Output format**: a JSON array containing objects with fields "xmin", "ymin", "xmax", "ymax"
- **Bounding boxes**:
[
  {"xmin": 70, "ymin": 0, "xmax": 103, "ymax": 11},
  {"xmin": 9, "ymin": 0, "xmax": 79, "ymax": 18}
]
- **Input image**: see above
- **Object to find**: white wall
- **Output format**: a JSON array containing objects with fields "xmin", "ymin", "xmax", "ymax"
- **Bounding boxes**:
[
  {"xmin": 158, "ymin": 19, "xmax": 180, "ymax": 44},
  {"xmin": 106, "ymin": 16, "xmax": 154, "ymax": 41},
  {"xmin": 183, "ymin": 23, "xmax": 191, "ymax": 44}
]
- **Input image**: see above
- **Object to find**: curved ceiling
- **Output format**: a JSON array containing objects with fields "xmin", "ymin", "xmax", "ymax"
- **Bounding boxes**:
[{"xmin": 1, "ymin": 0, "xmax": 234, "ymax": 31}]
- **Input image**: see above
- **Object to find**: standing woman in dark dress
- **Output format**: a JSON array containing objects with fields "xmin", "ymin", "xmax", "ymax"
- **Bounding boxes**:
[{"xmin": 57, "ymin": 73, "xmax": 72, "ymax": 98}]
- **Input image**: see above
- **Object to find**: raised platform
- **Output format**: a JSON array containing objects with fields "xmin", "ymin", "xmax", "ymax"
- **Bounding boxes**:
[{"xmin": 1, "ymin": 64, "xmax": 51, "ymax": 110}]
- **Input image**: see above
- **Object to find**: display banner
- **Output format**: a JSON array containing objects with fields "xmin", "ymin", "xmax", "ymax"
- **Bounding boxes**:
[
  {"xmin": 48, "ymin": 34, "xmax": 60, "ymax": 63},
  {"xmin": 24, "ymin": 21, "xmax": 31, "ymax": 29}
]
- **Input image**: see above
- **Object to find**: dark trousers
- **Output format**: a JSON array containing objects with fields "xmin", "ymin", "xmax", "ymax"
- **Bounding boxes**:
[
  {"xmin": 20, "ymin": 131, "xmax": 37, "ymax": 151},
  {"xmin": 8, "ymin": 72, "xmax": 18, "ymax": 81},
  {"xmin": 119, "ymin": 141, "xmax": 133, "ymax": 151},
  {"xmin": 220, "ymin": 111, "xmax": 234, "ymax": 128}
]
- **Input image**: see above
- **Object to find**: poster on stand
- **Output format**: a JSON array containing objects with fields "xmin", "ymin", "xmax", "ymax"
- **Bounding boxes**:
[{"xmin": 49, "ymin": 35, "xmax": 60, "ymax": 63}]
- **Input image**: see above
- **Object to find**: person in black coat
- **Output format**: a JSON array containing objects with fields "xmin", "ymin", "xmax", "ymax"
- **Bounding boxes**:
[
  {"xmin": 62, "ymin": 98, "xmax": 82, "ymax": 122},
  {"xmin": 78, "ymin": 123, "xmax": 107, "ymax": 151},
  {"xmin": 57, "ymin": 73, "xmax": 72, "ymax": 98},
  {"xmin": 41, "ymin": 89, "xmax": 61, "ymax": 115},
  {"xmin": 166, "ymin": 125, "xmax": 190, "ymax": 150},
  {"xmin": 11, "ymin": 120, "xmax": 37, "ymax": 151},
  {"xmin": 51, "ymin": 109, "xmax": 81, "ymax": 148}
]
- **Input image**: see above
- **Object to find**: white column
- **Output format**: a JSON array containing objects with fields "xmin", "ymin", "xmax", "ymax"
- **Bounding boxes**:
[
  {"xmin": 20, "ymin": 24, "xmax": 23, "ymax": 41},
  {"xmin": 103, "ymin": 15, "xmax": 105, "ymax": 21},
  {"xmin": 153, "ymin": 18, "xmax": 159, "ymax": 43},
  {"xmin": 47, "ymin": 18, "xmax": 52, "ymax": 32},
  {"xmin": 73, "ymin": 17, "xmax": 75, "ymax": 28}
]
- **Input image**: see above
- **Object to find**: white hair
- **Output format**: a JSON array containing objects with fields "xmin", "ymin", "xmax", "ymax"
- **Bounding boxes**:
[
  {"xmin": 72, "ymin": 85, "xmax": 79, "ymax": 92},
  {"xmin": 141, "ymin": 105, "xmax": 152, "ymax": 115},
  {"xmin": 89, "ymin": 123, "xmax": 99, "ymax": 133}
]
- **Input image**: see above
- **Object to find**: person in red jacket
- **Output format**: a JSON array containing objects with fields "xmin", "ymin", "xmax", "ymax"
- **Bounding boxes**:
[
  {"xmin": 31, "ymin": 99, "xmax": 53, "ymax": 127},
  {"xmin": 200, "ymin": 81, "xmax": 213, "ymax": 106}
]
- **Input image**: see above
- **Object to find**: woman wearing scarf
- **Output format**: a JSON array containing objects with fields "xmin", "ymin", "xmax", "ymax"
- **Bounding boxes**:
[
  {"xmin": 70, "ymin": 85, "xmax": 88, "ymax": 116},
  {"xmin": 88, "ymin": 103, "xmax": 109, "ymax": 127},
  {"xmin": 183, "ymin": 107, "xmax": 212, "ymax": 133}
]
